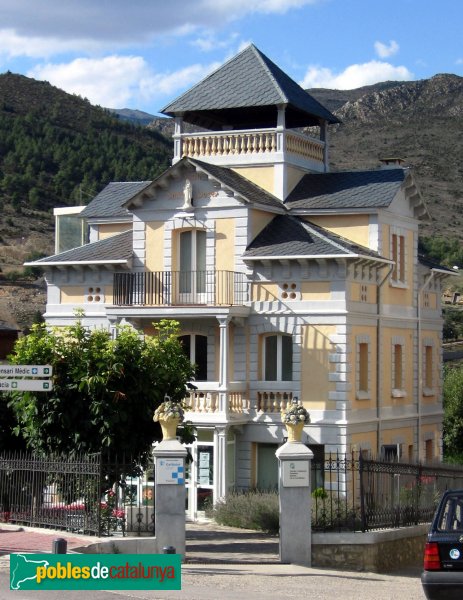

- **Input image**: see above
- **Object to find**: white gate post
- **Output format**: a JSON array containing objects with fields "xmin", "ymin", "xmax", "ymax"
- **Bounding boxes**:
[{"xmin": 276, "ymin": 441, "xmax": 313, "ymax": 566}]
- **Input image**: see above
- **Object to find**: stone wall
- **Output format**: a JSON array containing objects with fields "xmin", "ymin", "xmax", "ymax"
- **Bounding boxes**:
[{"xmin": 312, "ymin": 525, "xmax": 428, "ymax": 572}]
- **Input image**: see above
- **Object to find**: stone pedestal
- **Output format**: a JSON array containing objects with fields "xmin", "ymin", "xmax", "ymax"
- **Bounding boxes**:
[
  {"xmin": 275, "ymin": 440, "xmax": 313, "ymax": 566},
  {"xmin": 153, "ymin": 439, "xmax": 187, "ymax": 558}
]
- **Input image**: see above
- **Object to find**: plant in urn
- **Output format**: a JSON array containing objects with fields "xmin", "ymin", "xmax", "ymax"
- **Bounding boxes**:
[
  {"xmin": 281, "ymin": 398, "xmax": 310, "ymax": 443},
  {"xmin": 153, "ymin": 395, "xmax": 185, "ymax": 440}
]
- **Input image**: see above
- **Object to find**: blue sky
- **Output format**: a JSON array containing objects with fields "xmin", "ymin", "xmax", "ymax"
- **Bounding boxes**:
[{"xmin": 0, "ymin": 0, "xmax": 461, "ymax": 115}]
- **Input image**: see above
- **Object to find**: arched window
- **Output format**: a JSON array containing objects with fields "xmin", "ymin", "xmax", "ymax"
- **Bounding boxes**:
[{"xmin": 262, "ymin": 334, "xmax": 293, "ymax": 381}]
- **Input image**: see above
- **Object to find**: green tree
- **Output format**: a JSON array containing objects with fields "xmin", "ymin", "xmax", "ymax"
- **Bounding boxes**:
[
  {"xmin": 443, "ymin": 364, "xmax": 463, "ymax": 462},
  {"xmin": 8, "ymin": 318, "xmax": 194, "ymax": 458}
]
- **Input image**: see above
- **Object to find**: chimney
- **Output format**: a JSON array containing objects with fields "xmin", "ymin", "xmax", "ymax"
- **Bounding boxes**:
[{"xmin": 379, "ymin": 157, "xmax": 406, "ymax": 169}]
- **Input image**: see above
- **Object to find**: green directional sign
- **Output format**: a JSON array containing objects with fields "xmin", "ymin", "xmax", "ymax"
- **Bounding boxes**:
[
  {"xmin": 0, "ymin": 379, "xmax": 53, "ymax": 392},
  {"xmin": 0, "ymin": 364, "xmax": 53, "ymax": 377}
]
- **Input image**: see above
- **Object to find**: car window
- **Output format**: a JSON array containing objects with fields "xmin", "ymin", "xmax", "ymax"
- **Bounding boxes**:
[{"xmin": 438, "ymin": 496, "xmax": 463, "ymax": 531}]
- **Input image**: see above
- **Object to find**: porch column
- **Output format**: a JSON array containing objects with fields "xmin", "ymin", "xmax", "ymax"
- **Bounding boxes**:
[
  {"xmin": 320, "ymin": 119, "xmax": 329, "ymax": 173},
  {"xmin": 217, "ymin": 316, "xmax": 231, "ymax": 414},
  {"xmin": 213, "ymin": 426, "xmax": 228, "ymax": 501},
  {"xmin": 172, "ymin": 116, "xmax": 184, "ymax": 164}
]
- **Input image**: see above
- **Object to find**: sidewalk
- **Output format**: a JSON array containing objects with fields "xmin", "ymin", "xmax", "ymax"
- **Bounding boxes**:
[{"xmin": 0, "ymin": 522, "xmax": 424, "ymax": 600}]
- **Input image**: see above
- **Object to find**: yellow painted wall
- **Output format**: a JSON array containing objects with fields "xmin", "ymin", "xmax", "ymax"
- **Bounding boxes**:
[
  {"xmin": 300, "ymin": 324, "xmax": 337, "ymax": 410},
  {"xmin": 250, "ymin": 209, "xmax": 275, "ymax": 240},
  {"xmin": 350, "ymin": 325, "xmax": 377, "ymax": 410},
  {"xmin": 422, "ymin": 291, "xmax": 437, "ymax": 310},
  {"xmin": 146, "ymin": 222, "xmax": 164, "ymax": 272},
  {"xmin": 381, "ymin": 327, "xmax": 414, "ymax": 407},
  {"xmin": 381, "ymin": 426, "xmax": 414, "ymax": 448},
  {"xmin": 60, "ymin": 286, "xmax": 112, "ymax": 304},
  {"xmin": 232, "ymin": 166, "xmax": 274, "ymax": 195},
  {"xmin": 351, "ymin": 431, "xmax": 377, "ymax": 452},
  {"xmin": 286, "ymin": 166, "xmax": 305, "ymax": 195},
  {"xmin": 381, "ymin": 224, "xmax": 414, "ymax": 307},
  {"xmin": 350, "ymin": 282, "xmax": 376, "ymax": 303},
  {"xmin": 421, "ymin": 330, "xmax": 441, "ymax": 404},
  {"xmin": 216, "ymin": 218, "xmax": 235, "ymax": 272},
  {"xmin": 422, "ymin": 426, "xmax": 441, "ymax": 460},
  {"xmin": 98, "ymin": 223, "xmax": 132, "ymax": 240},
  {"xmin": 60, "ymin": 287, "xmax": 84, "ymax": 303},
  {"xmin": 306, "ymin": 214, "xmax": 370, "ymax": 248},
  {"xmin": 300, "ymin": 281, "xmax": 331, "ymax": 301},
  {"xmin": 252, "ymin": 283, "xmax": 279, "ymax": 302}
]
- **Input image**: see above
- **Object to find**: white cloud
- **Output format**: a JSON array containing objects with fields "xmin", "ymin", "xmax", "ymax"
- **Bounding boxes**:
[
  {"xmin": 0, "ymin": 0, "xmax": 321, "ymax": 45},
  {"xmin": 192, "ymin": 32, "xmax": 240, "ymax": 53},
  {"xmin": 456, "ymin": 58, "xmax": 463, "ymax": 65},
  {"xmin": 27, "ymin": 55, "xmax": 220, "ymax": 109},
  {"xmin": 300, "ymin": 61, "xmax": 413, "ymax": 90},
  {"xmin": 140, "ymin": 61, "xmax": 221, "ymax": 101},
  {"xmin": 0, "ymin": 28, "xmax": 101, "ymax": 58},
  {"xmin": 28, "ymin": 56, "xmax": 149, "ymax": 107},
  {"xmin": 374, "ymin": 40, "xmax": 399, "ymax": 59}
]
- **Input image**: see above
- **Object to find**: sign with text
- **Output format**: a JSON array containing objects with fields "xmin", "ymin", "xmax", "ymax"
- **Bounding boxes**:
[
  {"xmin": 10, "ymin": 554, "xmax": 181, "ymax": 591},
  {"xmin": 282, "ymin": 460, "xmax": 309, "ymax": 487},
  {"xmin": 0, "ymin": 379, "xmax": 53, "ymax": 391},
  {"xmin": 0, "ymin": 364, "xmax": 53, "ymax": 377},
  {"xmin": 156, "ymin": 458, "xmax": 184, "ymax": 485}
]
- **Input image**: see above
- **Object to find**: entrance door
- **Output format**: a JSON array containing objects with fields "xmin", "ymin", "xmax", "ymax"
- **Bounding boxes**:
[
  {"xmin": 179, "ymin": 230, "xmax": 207, "ymax": 303},
  {"xmin": 185, "ymin": 440, "xmax": 214, "ymax": 521},
  {"xmin": 257, "ymin": 444, "xmax": 279, "ymax": 491}
]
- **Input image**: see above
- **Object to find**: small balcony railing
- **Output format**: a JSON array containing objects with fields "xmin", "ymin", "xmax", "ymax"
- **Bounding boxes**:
[
  {"xmin": 177, "ymin": 127, "xmax": 325, "ymax": 170},
  {"xmin": 113, "ymin": 270, "xmax": 248, "ymax": 307}
]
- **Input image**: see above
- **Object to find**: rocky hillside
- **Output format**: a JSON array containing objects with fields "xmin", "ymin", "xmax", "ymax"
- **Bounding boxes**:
[{"xmin": 310, "ymin": 74, "xmax": 463, "ymax": 238}]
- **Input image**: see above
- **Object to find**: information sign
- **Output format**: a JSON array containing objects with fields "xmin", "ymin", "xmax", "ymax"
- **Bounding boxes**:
[
  {"xmin": 282, "ymin": 460, "xmax": 309, "ymax": 487},
  {"xmin": 0, "ymin": 379, "xmax": 53, "ymax": 392},
  {"xmin": 0, "ymin": 365, "xmax": 53, "ymax": 377}
]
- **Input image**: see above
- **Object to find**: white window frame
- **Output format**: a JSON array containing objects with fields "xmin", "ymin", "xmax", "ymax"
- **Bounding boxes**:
[
  {"xmin": 423, "ymin": 338, "xmax": 435, "ymax": 397},
  {"xmin": 261, "ymin": 334, "xmax": 293, "ymax": 382},
  {"xmin": 356, "ymin": 335, "xmax": 371, "ymax": 400},
  {"xmin": 391, "ymin": 336, "xmax": 406, "ymax": 398},
  {"xmin": 390, "ymin": 227, "xmax": 407, "ymax": 287}
]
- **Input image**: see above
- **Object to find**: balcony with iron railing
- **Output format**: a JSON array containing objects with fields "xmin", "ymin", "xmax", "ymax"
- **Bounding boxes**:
[
  {"xmin": 174, "ymin": 127, "xmax": 326, "ymax": 172},
  {"xmin": 113, "ymin": 270, "xmax": 249, "ymax": 307}
]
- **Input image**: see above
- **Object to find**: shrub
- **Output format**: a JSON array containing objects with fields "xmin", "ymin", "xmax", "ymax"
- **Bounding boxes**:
[{"xmin": 210, "ymin": 490, "xmax": 279, "ymax": 534}]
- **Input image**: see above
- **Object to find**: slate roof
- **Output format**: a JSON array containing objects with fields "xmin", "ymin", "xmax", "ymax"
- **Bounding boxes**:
[
  {"xmin": 418, "ymin": 253, "xmax": 457, "ymax": 274},
  {"xmin": 187, "ymin": 158, "xmax": 285, "ymax": 211},
  {"xmin": 81, "ymin": 182, "xmax": 151, "ymax": 219},
  {"xmin": 244, "ymin": 215, "xmax": 390, "ymax": 261},
  {"xmin": 161, "ymin": 44, "xmax": 339, "ymax": 129},
  {"xmin": 27, "ymin": 230, "xmax": 133, "ymax": 266},
  {"xmin": 285, "ymin": 169, "xmax": 408, "ymax": 210}
]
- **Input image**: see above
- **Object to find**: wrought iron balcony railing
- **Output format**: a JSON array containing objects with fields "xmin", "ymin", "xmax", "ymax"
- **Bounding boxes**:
[{"xmin": 113, "ymin": 270, "xmax": 248, "ymax": 306}]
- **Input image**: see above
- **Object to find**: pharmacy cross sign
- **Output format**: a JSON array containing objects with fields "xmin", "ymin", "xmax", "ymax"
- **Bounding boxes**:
[{"xmin": 0, "ymin": 365, "xmax": 53, "ymax": 392}]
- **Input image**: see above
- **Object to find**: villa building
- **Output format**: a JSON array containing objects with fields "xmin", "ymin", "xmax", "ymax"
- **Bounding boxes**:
[{"xmin": 27, "ymin": 45, "xmax": 452, "ymax": 520}]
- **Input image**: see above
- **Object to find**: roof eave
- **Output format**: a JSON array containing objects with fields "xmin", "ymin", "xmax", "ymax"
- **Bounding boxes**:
[
  {"xmin": 25, "ymin": 259, "xmax": 129, "ymax": 267},
  {"xmin": 243, "ymin": 254, "xmax": 392, "ymax": 263}
]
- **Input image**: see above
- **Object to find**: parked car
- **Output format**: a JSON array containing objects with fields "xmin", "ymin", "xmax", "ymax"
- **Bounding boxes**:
[{"xmin": 422, "ymin": 489, "xmax": 463, "ymax": 599}]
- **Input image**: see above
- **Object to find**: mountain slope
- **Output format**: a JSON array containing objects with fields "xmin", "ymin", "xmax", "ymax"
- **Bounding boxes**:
[{"xmin": 308, "ymin": 74, "xmax": 463, "ymax": 238}]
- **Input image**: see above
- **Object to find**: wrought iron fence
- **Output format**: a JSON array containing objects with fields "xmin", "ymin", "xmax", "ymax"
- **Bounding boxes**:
[
  {"xmin": 311, "ymin": 452, "xmax": 463, "ymax": 532},
  {"xmin": 0, "ymin": 452, "xmax": 157, "ymax": 537},
  {"xmin": 0, "ymin": 452, "xmax": 101, "ymax": 535}
]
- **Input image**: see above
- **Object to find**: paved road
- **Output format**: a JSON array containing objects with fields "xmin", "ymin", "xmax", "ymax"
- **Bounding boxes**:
[
  {"xmin": 0, "ymin": 560, "xmax": 425, "ymax": 600},
  {"xmin": 0, "ymin": 523, "xmax": 426, "ymax": 599}
]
